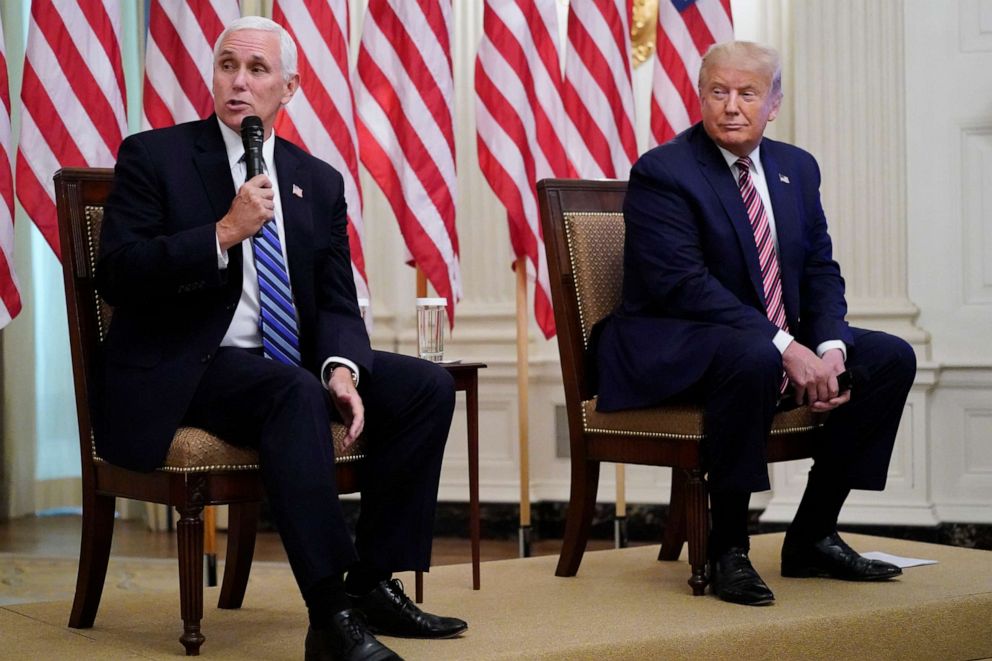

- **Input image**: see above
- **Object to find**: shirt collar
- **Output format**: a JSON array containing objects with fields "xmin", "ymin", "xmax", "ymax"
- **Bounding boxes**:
[
  {"xmin": 217, "ymin": 116, "xmax": 277, "ymax": 173},
  {"xmin": 717, "ymin": 143, "xmax": 764, "ymax": 179}
]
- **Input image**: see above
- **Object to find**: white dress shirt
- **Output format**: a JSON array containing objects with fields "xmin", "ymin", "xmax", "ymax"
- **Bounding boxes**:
[{"xmin": 214, "ymin": 118, "xmax": 359, "ymax": 385}]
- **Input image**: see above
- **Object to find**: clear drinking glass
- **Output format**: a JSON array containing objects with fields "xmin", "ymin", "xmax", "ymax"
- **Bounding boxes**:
[{"xmin": 416, "ymin": 297, "xmax": 446, "ymax": 362}]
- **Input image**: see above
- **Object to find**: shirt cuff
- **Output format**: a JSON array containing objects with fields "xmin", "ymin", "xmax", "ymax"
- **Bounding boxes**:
[
  {"xmin": 772, "ymin": 329, "xmax": 794, "ymax": 354},
  {"xmin": 816, "ymin": 340, "xmax": 847, "ymax": 361},
  {"xmin": 321, "ymin": 356, "xmax": 360, "ymax": 389},
  {"xmin": 216, "ymin": 233, "xmax": 229, "ymax": 269}
]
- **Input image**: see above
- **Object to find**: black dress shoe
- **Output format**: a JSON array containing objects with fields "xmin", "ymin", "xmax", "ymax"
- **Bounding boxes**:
[
  {"xmin": 781, "ymin": 531, "xmax": 903, "ymax": 581},
  {"xmin": 305, "ymin": 609, "xmax": 402, "ymax": 661},
  {"xmin": 709, "ymin": 547, "xmax": 775, "ymax": 606},
  {"xmin": 349, "ymin": 578, "xmax": 468, "ymax": 639}
]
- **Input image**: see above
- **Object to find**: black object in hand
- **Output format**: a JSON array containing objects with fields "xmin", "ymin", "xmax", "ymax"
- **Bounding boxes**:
[
  {"xmin": 240, "ymin": 116, "xmax": 265, "ymax": 239},
  {"xmin": 240, "ymin": 115, "xmax": 264, "ymax": 179}
]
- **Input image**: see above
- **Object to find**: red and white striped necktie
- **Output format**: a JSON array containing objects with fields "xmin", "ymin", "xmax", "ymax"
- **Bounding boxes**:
[
  {"xmin": 736, "ymin": 157, "xmax": 788, "ymax": 333},
  {"xmin": 737, "ymin": 157, "xmax": 789, "ymax": 391}
]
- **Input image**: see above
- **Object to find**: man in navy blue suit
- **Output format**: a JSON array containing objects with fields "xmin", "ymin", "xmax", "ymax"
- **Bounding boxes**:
[
  {"xmin": 97, "ymin": 16, "xmax": 465, "ymax": 659},
  {"xmin": 595, "ymin": 41, "xmax": 916, "ymax": 606}
]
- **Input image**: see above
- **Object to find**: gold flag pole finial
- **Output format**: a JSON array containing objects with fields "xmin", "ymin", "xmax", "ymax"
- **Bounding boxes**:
[{"xmin": 631, "ymin": 0, "xmax": 659, "ymax": 67}]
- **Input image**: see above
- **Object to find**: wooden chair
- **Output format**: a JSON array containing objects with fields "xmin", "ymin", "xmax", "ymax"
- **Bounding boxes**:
[
  {"xmin": 55, "ymin": 167, "xmax": 366, "ymax": 655},
  {"xmin": 537, "ymin": 178, "xmax": 822, "ymax": 595}
]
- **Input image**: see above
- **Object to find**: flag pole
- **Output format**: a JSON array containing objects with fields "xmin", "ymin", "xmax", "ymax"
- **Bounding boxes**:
[
  {"xmin": 416, "ymin": 268, "xmax": 427, "ymax": 298},
  {"xmin": 204, "ymin": 507, "xmax": 217, "ymax": 585},
  {"xmin": 515, "ymin": 258, "xmax": 532, "ymax": 557},
  {"xmin": 615, "ymin": 465, "xmax": 628, "ymax": 548}
]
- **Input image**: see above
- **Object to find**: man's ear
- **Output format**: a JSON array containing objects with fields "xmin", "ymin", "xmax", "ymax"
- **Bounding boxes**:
[
  {"xmin": 281, "ymin": 74, "xmax": 300, "ymax": 106},
  {"xmin": 767, "ymin": 91, "xmax": 783, "ymax": 122}
]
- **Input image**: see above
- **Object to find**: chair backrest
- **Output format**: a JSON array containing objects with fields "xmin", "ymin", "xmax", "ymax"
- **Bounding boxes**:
[
  {"xmin": 537, "ymin": 178, "xmax": 627, "ymax": 406},
  {"xmin": 54, "ymin": 168, "xmax": 116, "ymax": 473}
]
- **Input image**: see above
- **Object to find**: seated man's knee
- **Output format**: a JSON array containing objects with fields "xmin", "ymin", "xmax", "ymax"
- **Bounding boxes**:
[
  {"xmin": 716, "ymin": 331, "xmax": 783, "ymax": 386},
  {"xmin": 876, "ymin": 333, "xmax": 917, "ymax": 387},
  {"xmin": 421, "ymin": 360, "xmax": 456, "ymax": 414}
]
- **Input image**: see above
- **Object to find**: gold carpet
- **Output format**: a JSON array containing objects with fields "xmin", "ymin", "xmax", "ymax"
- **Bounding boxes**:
[{"xmin": 3, "ymin": 533, "xmax": 991, "ymax": 660}]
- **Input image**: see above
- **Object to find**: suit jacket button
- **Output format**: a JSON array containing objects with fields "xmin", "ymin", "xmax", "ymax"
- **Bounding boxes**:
[{"xmin": 201, "ymin": 353, "xmax": 212, "ymax": 363}]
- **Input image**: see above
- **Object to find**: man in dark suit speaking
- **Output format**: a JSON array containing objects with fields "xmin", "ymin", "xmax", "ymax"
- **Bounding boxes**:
[
  {"xmin": 594, "ymin": 41, "xmax": 916, "ymax": 606},
  {"xmin": 96, "ymin": 16, "xmax": 465, "ymax": 659}
]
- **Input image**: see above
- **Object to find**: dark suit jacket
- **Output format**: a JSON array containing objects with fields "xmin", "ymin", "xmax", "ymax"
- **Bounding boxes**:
[
  {"xmin": 595, "ymin": 123, "xmax": 852, "ymax": 411},
  {"xmin": 95, "ymin": 116, "xmax": 372, "ymax": 471}
]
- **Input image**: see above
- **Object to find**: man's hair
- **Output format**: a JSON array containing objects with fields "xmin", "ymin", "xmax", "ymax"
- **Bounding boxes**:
[
  {"xmin": 213, "ymin": 16, "xmax": 298, "ymax": 81},
  {"xmin": 699, "ymin": 41, "xmax": 782, "ymax": 99}
]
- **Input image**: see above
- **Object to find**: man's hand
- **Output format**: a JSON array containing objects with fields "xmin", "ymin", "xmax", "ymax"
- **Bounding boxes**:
[
  {"xmin": 328, "ymin": 366, "xmax": 364, "ymax": 449},
  {"xmin": 782, "ymin": 342, "xmax": 850, "ymax": 412},
  {"xmin": 216, "ymin": 174, "xmax": 275, "ymax": 250}
]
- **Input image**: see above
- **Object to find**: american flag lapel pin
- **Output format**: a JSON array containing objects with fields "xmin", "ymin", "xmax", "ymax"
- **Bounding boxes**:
[
  {"xmin": 292, "ymin": 184, "xmax": 304, "ymax": 198},
  {"xmin": 779, "ymin": 173, "xmax": 790, "ymax": 184}
]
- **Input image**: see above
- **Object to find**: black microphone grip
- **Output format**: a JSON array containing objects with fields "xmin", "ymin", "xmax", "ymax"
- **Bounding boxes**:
[{"xmin": 240, "ymin": 116, "xmax": 266, "ymax": 238}]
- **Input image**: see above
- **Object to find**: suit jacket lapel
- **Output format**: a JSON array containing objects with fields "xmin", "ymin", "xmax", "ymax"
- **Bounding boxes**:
[
  {"xmin": 274, "ymin": 140, "xmax": 314, "ymax": 324},
  {"xmin": 761, "ymin": 143, "xmax": 800, "ymax": 326},
  {"xmin": 193, "ymin": 116, "xmax": 243, "ymax": 270},
  {"xmin": 692, "ymin": 127, "xmax": 766, "ymax": 305}
]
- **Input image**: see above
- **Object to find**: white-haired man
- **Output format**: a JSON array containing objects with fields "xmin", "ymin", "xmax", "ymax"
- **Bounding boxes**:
[{"xmin": 96, "ymin": 16, "xmax": 465, "ymax": 658}]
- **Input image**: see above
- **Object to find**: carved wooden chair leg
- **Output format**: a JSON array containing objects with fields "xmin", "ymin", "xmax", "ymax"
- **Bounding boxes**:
[
  {"xmin": 658, "ymin": 468, "xmax": 688, "ymax": 561},
  {"xmin": 218, "ymin": 502, "xmax": 259, "ymax": 610},
  {"xmin": 177, "ymin": 502, "xmax": 206, "ymax": 656},
  {"xmin": 69, "ymin": 491, "xmax": 116, "ymax": 628},
  {"xmin": 415, "ymin": 571, "xmax": 424, "ymax": 603},
  {"xmin": 685, "ymin": 469, "xmax": 709, "ymax": 596},
  {"xmin": 555, "ymin": 460, "xmax": 601, "ymax": 577}
]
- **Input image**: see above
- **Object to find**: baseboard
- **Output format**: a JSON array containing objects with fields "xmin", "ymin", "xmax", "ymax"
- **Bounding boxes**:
[{"xmin": 311, "ymin": 500, "xmax": 992, "ymax": 551}]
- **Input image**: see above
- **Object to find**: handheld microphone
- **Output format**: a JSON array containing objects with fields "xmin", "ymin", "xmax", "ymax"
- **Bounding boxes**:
[
  {"xmin": 240, "ymin": 115, "xmax": 265, "ymax": 180},
  {"xmin": 240, "ymin": 116, "xmax": 265, "ymax": 239}
]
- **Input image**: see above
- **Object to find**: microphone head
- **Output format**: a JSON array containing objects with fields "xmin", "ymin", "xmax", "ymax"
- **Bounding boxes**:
[{"xmin": 240, "ymin": 115, "xmax": 264, "ymax": 142}]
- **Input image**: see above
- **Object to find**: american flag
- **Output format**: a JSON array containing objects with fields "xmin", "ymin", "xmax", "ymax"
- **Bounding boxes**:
[
  {"xmin": 562, "ymin": 0, "xmax": 638, "ymax": 179},
  {"xmin": 355, "ymin": 0, "xmax": 461, "ymax": 324},
  {"xmin": 475, "ymin": 0, "xmax": 572, "ymax": 339},
  {"xmin": 142, "ymin": 0, "xmax": 240, "ymax": 130},
  {"xmin": 651, "ymin": 0, "xmax": 734, "ymax": 146},
  {"xmin": 273, "ymin": 0, "xmax": 370, "ymax": 305},
  {"xmin": 0, "ymin": 17, "xmax": 21, "ymax": 329},
  {"xmin": 16, "ymin": 0, "xmax": 127, "ymax": 260}
]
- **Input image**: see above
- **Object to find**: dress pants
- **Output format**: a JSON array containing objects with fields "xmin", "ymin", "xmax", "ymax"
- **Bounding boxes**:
[
  {"xmin": 182, "ymin": 347, "xmax": 455, "ymax": 594},
  {"xmin": 695, "ymin": 327, "xmax": 916, "ymax": 494}
]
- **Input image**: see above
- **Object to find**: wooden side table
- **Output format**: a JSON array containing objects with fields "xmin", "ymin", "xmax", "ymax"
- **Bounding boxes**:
[{"xmin": 414, "ymin": 361, "xmax": 486, "ymax": 602}]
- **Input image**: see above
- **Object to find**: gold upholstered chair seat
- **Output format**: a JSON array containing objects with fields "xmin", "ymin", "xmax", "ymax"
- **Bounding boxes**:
[
  {"xmin": 111, "ymin": 424, "xmax": 367, "ymax": 473},
  {"xmin": 581, "ymin": 399, "xmax": 823, "ymax": 439}
]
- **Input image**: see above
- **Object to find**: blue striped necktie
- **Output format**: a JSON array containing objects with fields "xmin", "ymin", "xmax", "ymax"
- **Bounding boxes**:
[{"xmin": 253, "ymin": 218, "xmax": 301, "ymax": 366}]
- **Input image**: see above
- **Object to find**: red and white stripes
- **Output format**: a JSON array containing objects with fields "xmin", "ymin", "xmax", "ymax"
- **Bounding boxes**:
[
  {"xmin": 0, "ymin": 18, "xmax": 21, "ymax": 329},
  {"xmin": 273, "ymin": 0, "xmax": 370, "ymax": 303},
  {"xmin": 355, "ymin": 0, "xmax": 461, "ymax": 323},
  {"xmin": 651, "ymin": 0, "xmax": 733, "ymax": 146},
  {"xmin": 476, "ymin": 0, "xmax": 571, "ymax": 339},
  {"xmin": 16, "ymin": 0, "xmax": 127, "ymax": 259},
  {"xmin": 562, "ymin": 0, "xmax": 638, "ymax": 179},
  {"xmin": 142, "ymin": 0, "xmax": 239, "ymax": 130}
]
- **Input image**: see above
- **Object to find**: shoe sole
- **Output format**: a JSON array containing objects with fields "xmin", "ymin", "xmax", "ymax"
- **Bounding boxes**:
[
  {"xmin": 368, "ymin": 624, "xmax": 468, "ymax": 639},
  {"xmin": 781, "ymin": 565, "xmax": 902, "ymax": 581},
  {"xmin": 711, "ymin": 591, "xmax": 775, "ymax": 606}
]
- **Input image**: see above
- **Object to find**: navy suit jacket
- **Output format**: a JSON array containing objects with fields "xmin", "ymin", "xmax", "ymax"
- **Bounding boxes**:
[
  {"xmin": 95, "ymin": 117, "xmax": 372, "ymax": 471},
  {"xmin": 595, "ymin": 123, "xmax": 852, "ymax": 411}
]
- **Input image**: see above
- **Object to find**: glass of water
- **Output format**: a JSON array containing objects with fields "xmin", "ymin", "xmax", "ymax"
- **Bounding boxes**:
[{"xmin": 416, "ymin": 297, "xmax": 446, "ymax": 362}]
